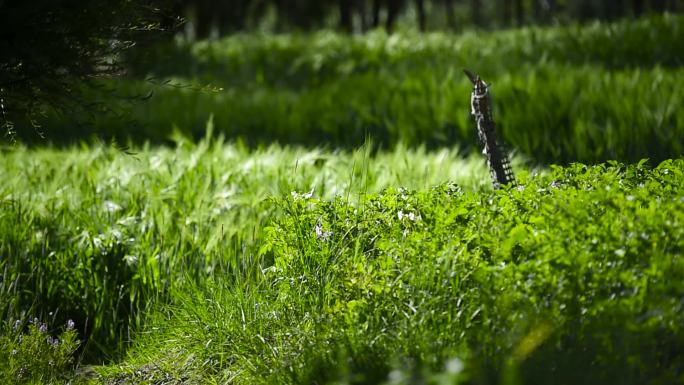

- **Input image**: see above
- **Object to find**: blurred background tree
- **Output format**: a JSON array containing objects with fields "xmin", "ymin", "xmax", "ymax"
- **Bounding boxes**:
[
  {"xmin": 2, "ymin": 0, "xmax": 678, "ymax": 125},
  {"xmin": 2, "ymin": 0, "xmax": 681, "ymax": 154},
  {"xmin": 0, "ymin": 0, "xmax": 175, "ymax": 137},
  {"xmin": 168, "ymin": 0, "xmax": 680, "ymax": 38}
]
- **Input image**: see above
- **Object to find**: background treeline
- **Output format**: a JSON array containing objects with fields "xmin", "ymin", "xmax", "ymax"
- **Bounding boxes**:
[
  {"xmin": 27, "ymin": 14, "xmax": 684, "ymax": 165},
  {"xmin": 170, "ymin": 0, "xmax": 682, "ymax": 37},
  {"xmin": 5, "ymin": 4, "xmax": 683, "ymax": 165}
]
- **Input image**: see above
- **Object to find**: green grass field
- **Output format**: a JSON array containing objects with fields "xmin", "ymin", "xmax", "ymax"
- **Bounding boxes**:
[
  {"xmin": 0, "ymin": 138, "xmax": 495, "ymax": 361},
  {"xmin": 2, "ymin": 14, "xmax": 684, "ymax": 385},
  {"xmin": 2, "ymin": 140, "xmax": 683, "ymax": 384}
]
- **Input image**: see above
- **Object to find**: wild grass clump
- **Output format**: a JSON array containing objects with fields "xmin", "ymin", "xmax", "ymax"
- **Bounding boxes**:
[
  {"xmin": 0, "ymin": 139, "xmax": 492, "ymax": 362},
  {"xmin": 0, "ymin": 318, "xmax": 79, "ymax": 384},
  {"xmin": 87, "ymin": 65, "xmax": 681, "ymax": 163},
  {"xmin": 110, "ymin": 159, "xmax": 684, "ymax": 384}
]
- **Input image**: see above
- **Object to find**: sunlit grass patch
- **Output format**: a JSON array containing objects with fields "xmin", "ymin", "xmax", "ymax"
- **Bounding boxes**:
[
  {"xmin": 0, "ymin": 139, "xmax": 500, "ymax": 364},
  {"xmin": 105, "ymin": 159, "xmax": 684, "ymax": 384}
]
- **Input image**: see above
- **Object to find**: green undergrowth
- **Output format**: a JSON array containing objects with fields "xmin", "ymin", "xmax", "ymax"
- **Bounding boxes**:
[
  {"xmin": 78, "ymin": 64, "xmax": 682, "ymax": 163},
  {"xmin": 13, "ymin": 14, "xmax": 684, "ymax": 164},
  {"xmin": 0, "ymin": 318, "xmax": 79, "ymax": 384},
  {"xmin": 106, "ymin": 159, "xmax": 684, "ymax": 385},
  {"xmin": 0, "ymin": 138, "xmax": 493, "ymax": 364},
  {"xmin": 125, "ymin": 13, "xmax": 683, "ymax": 86}
]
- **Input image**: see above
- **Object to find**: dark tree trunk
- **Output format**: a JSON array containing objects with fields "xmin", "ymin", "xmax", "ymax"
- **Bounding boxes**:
[
  {"xmin": 632, "ymin": 0, "xmax": 645, "ymax": 16},
  {"xmin": 372, "ymin": 0, "xmax": 381, "ymax": 28},
  {"xmin": 546, "ymin": 0, "xmax": 557, "ymax": 14},
  {"xmin": 532, "ymin": 0, "xmax": 542, "ymax": 22},
  {"xmin": 248, "ymin": 0, "xmax": 271, "ymax": 29},
  {"xmin": 514, "ymin": 0, "xmax": 524, "ymax": 25},
  {"xmin": 386, "ymin": 0, "xmax": 403, "ymax": 33},
  {"xmin": 357, "ymin": 0, "xmax": 369, "ymax": 31},
  {"xmin": 273, "ymin": 0, "xmax": 288, "ymax": 32},
  {"xmin": 194, "ymin": 0, "xmax": 213, "ymax": 39},
  {"xmin": 650, "ymin": 0, "xmax": 666, "ymax": 12},
  {"xmin": 219, "ymin": 0, "xmax": 249, "ymax": 35},
  {"xmin": 339, "ymin": 0, "xmax": 353, "ymax": 32},
  {"xmin": 535, "ymin": 0, "xmax": 557, "ymax": 23},
  {"xmin": 576, "ymin": 0, "xmax": 594, "ymax": 22},
  {"xmin": 415, "ymin": 0, "xmax": 426, "ymax": 31},
  {"xmin": 501, "ymin": 0, "xmax": 513, "ymax": 26},
  {"xmin": 603, "ymin": 0, "xmax": 625, "ymax": 20},
  {"xmin": 471, "ymin": 0, "xmax": 481, "ymax": 26},
  {"xmin": 159, "ymin": 0, "xmax": 184, "ymax": 32},
  {"xmin": 443, "ymin": 0, "xmax": 456, "ymax": 29}
]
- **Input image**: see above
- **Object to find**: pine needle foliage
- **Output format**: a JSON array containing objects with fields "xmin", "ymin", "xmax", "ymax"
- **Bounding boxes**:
[{"xmin": 0, "ymin": 0, "xmax": 171, "ymax": 137}]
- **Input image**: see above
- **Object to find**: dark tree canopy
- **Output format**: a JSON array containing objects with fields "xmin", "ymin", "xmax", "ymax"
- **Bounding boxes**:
[
  {"xmin": 175, "ymin": 0, "xmax": 680, "ymax": 38},
  {"xmin": 0, "ymin": 0, "xmax": 173, "ymax": 135}
]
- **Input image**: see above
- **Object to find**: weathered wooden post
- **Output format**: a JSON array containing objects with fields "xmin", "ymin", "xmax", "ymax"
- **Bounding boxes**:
[{"xmin": 464, "ymin": 69, "xmax": 516, "ymax": 189}]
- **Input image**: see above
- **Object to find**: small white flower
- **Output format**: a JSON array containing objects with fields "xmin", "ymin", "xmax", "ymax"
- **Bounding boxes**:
[
  {"xmin": 315, "ymin": 220, "xmax": 332, "ymax": 241},
  {"xmin": 398, "ymin": 210, "xmax": 421, "ymax": 222},
  {"xmin": 445, "ymin": 357, "xmax": 464, "ymax": 374},
  {"xmin": 124, "ymin": 255, "xmax": 139, "ymax": 266},
  {"xmin": 388, "ymin": 370, "xmax": 404, "ymax": 383},
  {"xmin": 110, "ymin": 229, "xmax": 123, "ymax": 241},
  {"xmin": 291, "ymin": 189, "xmax": 315, "ymax": 201},
  {"xmin": 103, "ymin": 200, "xmax": 122, "ymax": 213},
  {"xmin": 93, "ymin": 236, "xmax": 104, "ymax": 250}
]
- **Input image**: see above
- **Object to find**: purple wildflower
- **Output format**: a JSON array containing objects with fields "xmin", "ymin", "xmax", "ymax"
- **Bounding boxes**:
[
  {"xmin": 315, "ymin": 220, "xmax": 332, "ymax": 241},
  {"xmin": 66, "ymin": 319, "xmax": 75, "ymax": 330},
  {"xmin": 39, "ymin": 323, "xmax": 48, "ymax": 334}
]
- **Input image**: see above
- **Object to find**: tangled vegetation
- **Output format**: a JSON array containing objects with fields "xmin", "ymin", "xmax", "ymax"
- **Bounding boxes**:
[
  {"xmin": 1, "ymin": 138, "xmax": 682, "ymax": 383},
  {"xmin": 1, "ymin": 13, "xmax": 683, "ymax": 385},
  {"xmin": 105, "ymin": 159, "xmax": 684, "ymax": 384}
]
